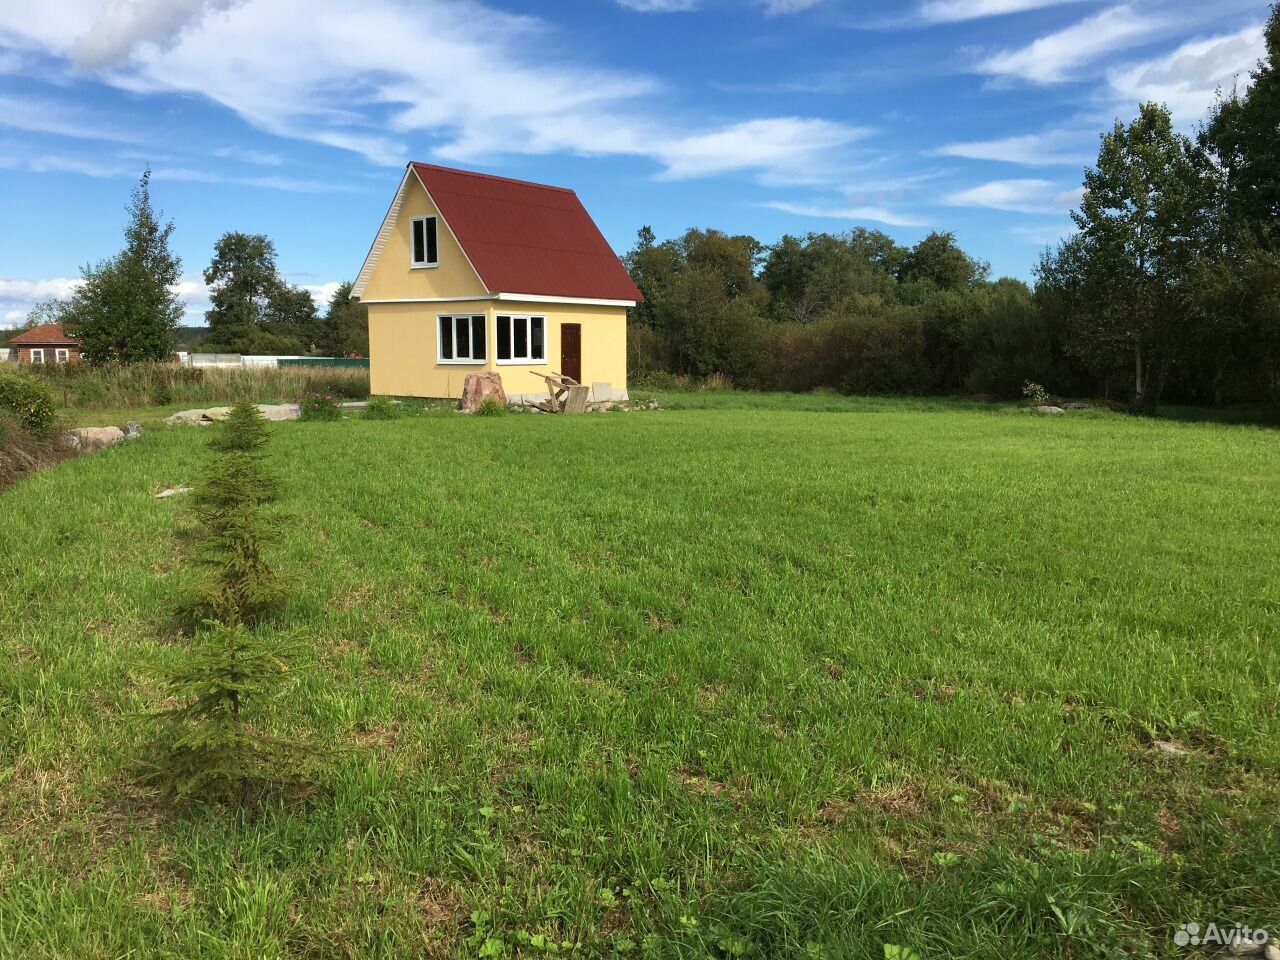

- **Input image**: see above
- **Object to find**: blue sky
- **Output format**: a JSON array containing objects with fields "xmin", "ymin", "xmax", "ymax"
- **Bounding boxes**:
[{"xmin": 0, "ymin": 0, "xmax": 1270, "ymax": 326}]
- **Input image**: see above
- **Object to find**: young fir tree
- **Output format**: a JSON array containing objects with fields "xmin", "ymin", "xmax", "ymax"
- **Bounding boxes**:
[
  {"xmin": 183, "ymin": 400, "xmax": 285, "ymax": 625},
  {"xmin": 149, "ymin": 401, "xmax": 310, "ymax": 803}
]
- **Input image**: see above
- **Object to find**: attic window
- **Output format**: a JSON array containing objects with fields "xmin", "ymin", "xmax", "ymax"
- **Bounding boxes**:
[
  {"xmin": 411, "ymin": 216, "xmax": 438, "ymax": 267},
  {"xmin": 438, "ymin": 314, "xmax": 486, "ymax": 363},
  {"xmin": 495, "ymin": 315, "xmax": 546, "ymax": 364}
]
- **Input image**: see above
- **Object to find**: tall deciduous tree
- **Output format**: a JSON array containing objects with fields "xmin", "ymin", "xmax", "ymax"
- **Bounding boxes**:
[
  {"xmin": 202, "ymin": 232, "xmax": 316, "ymax": 355},
  {"xmin": 61, "ymin": 170, "xmax": 183, "ymax": 364},
  {"xmin": 1065, "ymin": 103, "xmax": 1209, "ymax": 409}
]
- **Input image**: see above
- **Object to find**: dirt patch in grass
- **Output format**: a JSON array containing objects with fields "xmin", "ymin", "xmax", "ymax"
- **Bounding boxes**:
[{"xmin": 0, "ymin": 428, "xmax": 78, "ymax": 493}]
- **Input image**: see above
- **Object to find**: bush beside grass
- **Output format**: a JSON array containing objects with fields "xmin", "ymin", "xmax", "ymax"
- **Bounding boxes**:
[{"xmin": 0, "ymin": 371, "xmax": 58, "ymax": 436}]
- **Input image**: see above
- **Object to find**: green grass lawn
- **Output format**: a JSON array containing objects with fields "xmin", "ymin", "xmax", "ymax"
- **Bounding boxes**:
[{"xmin": 2, "ymin": 398, "xmax": 1278, "ymax": 959}]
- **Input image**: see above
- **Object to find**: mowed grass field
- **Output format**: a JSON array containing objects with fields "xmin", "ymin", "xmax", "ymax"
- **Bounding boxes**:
[{"xmin": 2, "ymin": 395, "xmax": 1278, "ymax": 959}]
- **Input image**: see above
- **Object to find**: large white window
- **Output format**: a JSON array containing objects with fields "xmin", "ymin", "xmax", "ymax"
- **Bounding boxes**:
[
  {"xmin": 29, "ymin": 348, "xmax": 44, "ymax": 364},
  {"xmin": 495, "ymin": 315, "xmax": 546, "ymax": 364},
  {"xmin": 55, "ymin": 348, "xmax": 69, "ymax": 363},
  {"xmin": 438, "ymin": 315, "xmax": 486, "ymax": 363},
  {"xmin": 410, "ymin": 216, "xmax": 439, "ymax": 268}
]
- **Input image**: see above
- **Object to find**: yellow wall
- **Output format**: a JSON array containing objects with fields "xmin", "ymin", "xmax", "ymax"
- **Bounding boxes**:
[
  {"xmin": 368, "ymin": 301, "xmax": 629, "ymax": 400},
  {"xmin": 359, "ymin": 177, "xmax": 489, "ymax": 302},
  {"xmin": 361, "ymin": 172, "xmax": 630, "ymax": 400}
]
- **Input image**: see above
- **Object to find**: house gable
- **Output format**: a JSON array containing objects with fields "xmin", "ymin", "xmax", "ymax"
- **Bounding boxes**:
[{"xmin": 353, "ymin": 169, "xmax": 491, "ymax": 303}]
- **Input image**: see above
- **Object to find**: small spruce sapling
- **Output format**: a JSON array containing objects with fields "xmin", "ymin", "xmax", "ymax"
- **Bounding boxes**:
[
  {"xmin": 179, "ymin": 400, "xmax": 285, "ymax": 626},
  {"xmin": 148, "ymin": 400, "xmax": 317, "ymax": 803}
]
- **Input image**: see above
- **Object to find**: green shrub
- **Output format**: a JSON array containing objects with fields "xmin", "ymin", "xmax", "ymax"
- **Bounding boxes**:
[
  {"xmin": 474, "ymin": 396, "xmax": 506, "ymax": 417},
  {"xmin": 0, "ymin": 372, "xmax": 57, "ymax": 437},
  {"xmin": 298, "ymin": 391, "xmax": 342, "ymax": 421},
  {"xmin": 363, "ymin": 395, "xmax": 398, "ymax": 420}
]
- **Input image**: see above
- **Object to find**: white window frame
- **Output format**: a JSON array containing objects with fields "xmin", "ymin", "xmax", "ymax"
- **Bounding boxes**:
[
  {"xmin": 29, "ymin": 348, "xmax": 44, "ymax": 364},
  {"xmin": 437, "ymin": 314, "xmax": 487, "ymax": 364},
  {"xmin": 410, "ymin": 215, "xmax": 439, "ymax": 269},
  {"xmin": 55, "ymin": 348, "xmax": 69, "ymax": 363},
  {"xmin": 495, "ymin": 314, "xmax": 548, "ymax": 366}
]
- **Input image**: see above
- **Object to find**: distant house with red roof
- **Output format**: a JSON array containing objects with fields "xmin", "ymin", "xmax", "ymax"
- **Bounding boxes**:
[
  {"xmin": 352, "ymin": 163, "xmax": 641, "ymax": 401},
  {"xmin": 7, "ymin": 323, "xmax": 82, "ymax": 365}
]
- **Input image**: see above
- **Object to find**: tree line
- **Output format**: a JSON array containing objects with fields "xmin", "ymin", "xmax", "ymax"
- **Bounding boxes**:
[
  {"xmin": 12, "ymin": 170, "xmax": 369, "ymax": 362},
  {"xmin": 626, "ymin": 5, "xmax": 1280, "ymax": 411}
]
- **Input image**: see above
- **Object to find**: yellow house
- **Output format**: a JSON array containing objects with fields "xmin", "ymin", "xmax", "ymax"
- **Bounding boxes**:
[{"xmin": 352, "ymin": 163, "xmax": 642, "ymax": 402}]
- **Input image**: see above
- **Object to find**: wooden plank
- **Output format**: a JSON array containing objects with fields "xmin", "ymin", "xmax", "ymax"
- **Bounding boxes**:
[{"xmin": 562, "ymin": 384, "xmax": 590, "ymax": 415}]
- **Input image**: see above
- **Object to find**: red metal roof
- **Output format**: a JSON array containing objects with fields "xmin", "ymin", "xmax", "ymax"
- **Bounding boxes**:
[
  {"xmin": 410, "ymin": 163, "xmax": 642, "ymax": 303},
  {"xmin": 8, "ymin": 323, "xmax": 80, "ymax": 345}
]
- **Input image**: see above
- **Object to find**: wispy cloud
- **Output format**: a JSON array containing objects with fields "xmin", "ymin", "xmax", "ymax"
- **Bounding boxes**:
[
  {"xmin": 762, "ymin": 0, "xmax": 825, "ymax": 14},
  {"xmin": 0, "ymin": 0, "xmax": 870, "ymax": 185},
  {"xmin": 0, "ymin": 150, "xmax": 360, "ymax": 193},
  {"xmin": 977, "ymin": 5, "xmax": 1164, "ymax": 84},
  {"xmin": 938, "ymin": 128, "xmax": 1092, "ymax": 167},
  {"xmin": 919, "ymin": 0, "xmax": 1086, "ymax": 24},
  {"xmin": 944, "ymin": 178, "xmax": 1080, "ymax": 213},
  {"xmin": 616, "ymin": 0, "xmax": 697, "ymax": 11},
  {"xmin": 213, "ymin": 145, "xmax": 285, "ymax": 166},
  {"xmin": 1107, "ymin": 22, "xmax": 1266, "ymax": 124},
  {"xmin": 0, "ymin": 272, "xmax": 342, "ymax": 329},
  {"xmin": 763, "ymin": 200, "xmax": 927, "ymax": 228},
  {"xmin": 0, "ymin": 94, "xmax": 140, "ymax": 142}
]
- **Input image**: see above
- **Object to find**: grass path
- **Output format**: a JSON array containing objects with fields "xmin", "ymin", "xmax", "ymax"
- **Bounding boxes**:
[{"xmin": 2, "ymin": 401, "xmax": 1277, "ymax": 958}]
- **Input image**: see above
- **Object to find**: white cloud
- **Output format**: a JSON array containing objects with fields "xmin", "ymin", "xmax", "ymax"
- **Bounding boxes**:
[
  {"xmin": 762, "ymin": 0, "xmax": 824, "ymax": 14},
  {"xmin": 1108, "ymin": 23, "xmax": 1266, "ymax": 123},
  {"xmin": 0, "ymin": 273, "xmax": 342, "ymax": 329},
  {"xmin": 616, "ymin": 0, "xmax": 697, "ymax": 10},
  {"xmin": 0, "ymin": 94, "xmax": 139, "ymax": 142},
  {"xmin": 616, "ymin": 0, "xmax": 819, "ymax": 12},
  {"xmin": 213, "ymin": 145, "xmax": 284, "ymax": 166},
  {"xmin": 71, "ymin": 0, "xmax": 242, "ymax": 68},
  {"xmin": 977, "ymin": 5, "xmax": 1163, "ymax": 84},
  {"xmin": 0, "ymin": 150, "xmax": 362, "ymax": 192},
  {"xmin": 0, "ymin": 0, "xmax": 863, "ymax": 183},
  {"xmin": 654, "ymin": 118, "xmax": 866, "ymax": 181},
  {"xmin": 937, "ymin": 128, "xmax": 1092, "ymax": 166},
  {"xmin": 943, "ymin": 178, "xmax": 1079, "ymax": 213},
  {"xmin": 919, "ymin": 0, "xmax": 1085, "ymax": 24},
  {"xmin": 763, "ymin": 200, "xmax": 927, "ymax": 228}
]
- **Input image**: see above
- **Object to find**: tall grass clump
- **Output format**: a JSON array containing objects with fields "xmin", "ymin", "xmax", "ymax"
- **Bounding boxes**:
[
  {"xmin": 148, "ymin": 400, "xmax": 316, "ymax": 804},
  {"xmin": 27, "ymin": 361, "xmax": 368, "ymax": 410}
]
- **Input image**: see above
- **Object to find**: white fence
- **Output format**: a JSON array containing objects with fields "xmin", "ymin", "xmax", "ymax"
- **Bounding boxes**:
[{"xmin": 183, "ymin": 353, "xmax": 317, "ymax": 368}]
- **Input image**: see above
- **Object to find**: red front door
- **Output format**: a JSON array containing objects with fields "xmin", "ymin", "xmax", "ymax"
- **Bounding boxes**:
[{"xmin": 560, "ymin": 323, "xmax": 582, "ymax": 383}]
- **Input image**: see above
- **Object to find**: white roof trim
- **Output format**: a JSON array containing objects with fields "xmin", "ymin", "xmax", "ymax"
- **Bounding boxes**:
[
  {"xmin": 350, "ymin": 165, "xmax": 492, "ymax": 301},
  {"xmin": 351, "ymin": 168, "xmax": 412, "ymax": 300},
  {"xmin": 495, "ymin": 292, "xmax": 637, "ymax": 307},
  {"xmin": 360, "ymin": 295, "xmax": 498, "ymax": 304},
  {"xmin": 361, "ymin": 293, "xmax": 636, "ymax": 308}
]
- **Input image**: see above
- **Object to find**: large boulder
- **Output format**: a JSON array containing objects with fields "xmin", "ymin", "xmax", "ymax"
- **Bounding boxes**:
[
  {"xmin": 460, "ymin": 372, "xmax": 507, "ymax": 413},
  {"xmin": 65, "ymin": 426, "xmax": 125, "ymax": 451}
]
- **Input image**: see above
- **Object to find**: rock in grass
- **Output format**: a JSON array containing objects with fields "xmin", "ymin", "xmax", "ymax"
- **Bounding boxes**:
[
  {"xmin": 1032, "ymin": 405, "xmax": 1066, "ymax": 415},
  {"xmin": 1229, "ymin": 934, "xmax": 1265, "ymax": 956},
  {"xmin": 123, "ymin": 422, "xmax": 143, "ymax": 439},
  {"xmin": 460, "ymin": 371, "xmax": 507, "ymax": 413},
  {"xmin": 1263, "ymin": 941, "xmax": 1279, "ymax": 960},
  {"xmin": 65, "ymin": 426, "xmax": 125, "ymax": 451},
  {"xmin": 155, "ymin": 486, "xmax": 193, "ymax": 499},
  {"xmin": 1151, "ymin": 739, "xmax": 1193, "ymax": 757}
]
